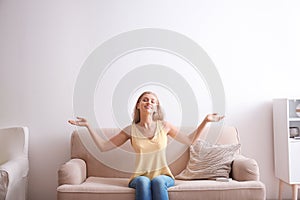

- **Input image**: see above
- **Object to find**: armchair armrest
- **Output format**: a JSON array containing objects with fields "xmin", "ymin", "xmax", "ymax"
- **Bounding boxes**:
[
  {"xmin": 231, "ymin": 155, "xmax": 260, "ymax": 181},
  {"xmin": 58, "ymin": 158, "xmax": 86, "ymax": 185},
  {"xmin": 0, "ymin": 170, "xmax": 8, "ymax": 200},
  {"xmin": 0, "ymin": 156, "xmax": 29, "ymax": 188}
]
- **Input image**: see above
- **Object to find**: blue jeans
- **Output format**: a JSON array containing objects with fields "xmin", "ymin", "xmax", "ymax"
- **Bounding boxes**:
[{"xmin": 129, "ymin": 175, "xmax": 175, "ymax": 200}]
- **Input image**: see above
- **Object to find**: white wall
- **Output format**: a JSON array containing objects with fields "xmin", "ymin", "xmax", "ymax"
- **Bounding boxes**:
[{"xmin": 0, "ymin": 0, "xmax": 299, "ymax": 199}]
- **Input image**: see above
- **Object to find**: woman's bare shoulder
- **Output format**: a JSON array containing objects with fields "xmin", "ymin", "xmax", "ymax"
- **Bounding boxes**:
[
  {"xmin": 159, "ymin": 120, "xmax": 173, "ymax": 132},
  {"xmin": 122, "ymin": 124, "xmax": 133, "ymax": 137},
  {"xmin": 160, "ymin": 120, "xmax": 173, "ymax": 128}
]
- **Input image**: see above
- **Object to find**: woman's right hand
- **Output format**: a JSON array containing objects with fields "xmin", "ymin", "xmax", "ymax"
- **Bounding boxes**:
[{"xmin": 68, "ymin": 117, "xmax": 89, "ymax": 127}]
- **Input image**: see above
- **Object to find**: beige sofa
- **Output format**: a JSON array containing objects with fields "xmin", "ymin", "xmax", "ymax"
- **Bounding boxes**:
[{"xmin": 57, "ymin": 126, "xmax": 266, "ymax": 200}]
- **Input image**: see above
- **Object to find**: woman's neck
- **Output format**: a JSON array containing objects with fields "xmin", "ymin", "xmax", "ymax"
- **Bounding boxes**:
[{"xmin": 138, "ymin": 114, "xmax": 154, "ymax": 129}]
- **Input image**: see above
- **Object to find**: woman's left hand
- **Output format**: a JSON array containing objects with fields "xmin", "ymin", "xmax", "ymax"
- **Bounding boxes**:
[{"xmin": 205, "ymin": 113, "xmax": 225, "ymax": 122}]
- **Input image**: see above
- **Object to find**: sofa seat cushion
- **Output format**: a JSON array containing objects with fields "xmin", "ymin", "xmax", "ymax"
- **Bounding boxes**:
[
  {"xmin": 58, "ymin": 177, "xmax": 265, "ymax": 200},
  {"xmin": 172, "ymin": 179, "xmax": 264, "ymax": 191},
  {"xmin": 171, "ymin": 180, "xmax": 265, "ymax": 200},
  {"xmin": 57, "ymin": 177, "xmax": 135, "ymax": 200},
  {"xmin": 57, "ymin": 177, "xmax": 133, "ymax": 194}
]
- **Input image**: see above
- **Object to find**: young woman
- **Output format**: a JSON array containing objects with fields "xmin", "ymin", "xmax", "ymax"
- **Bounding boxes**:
[{"xmin": 68, "ymin": 91, "xmax": 224, "ymax": 200}]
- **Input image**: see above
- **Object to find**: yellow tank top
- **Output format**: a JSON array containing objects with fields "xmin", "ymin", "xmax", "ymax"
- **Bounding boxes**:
[{"xmin": 130, "ymin": 120, "xmax": 174, "ymax": 181}]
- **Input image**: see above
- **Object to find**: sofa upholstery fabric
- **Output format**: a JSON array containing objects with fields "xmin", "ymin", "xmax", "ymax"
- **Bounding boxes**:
[{"xmin": 57, "ymin": 126, "xmax": 266, "ymax": 200}]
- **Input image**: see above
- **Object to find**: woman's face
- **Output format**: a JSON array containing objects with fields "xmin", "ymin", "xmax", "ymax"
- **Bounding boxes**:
[{"xmin": 137, "ymin": 93, "xmax": 158, "ymax": 114}]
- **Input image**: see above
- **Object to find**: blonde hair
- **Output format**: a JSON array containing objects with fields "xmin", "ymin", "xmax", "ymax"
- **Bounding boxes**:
[{"xmin": 133, "ymin": 91, "xmax": 164, "ymax": 124}]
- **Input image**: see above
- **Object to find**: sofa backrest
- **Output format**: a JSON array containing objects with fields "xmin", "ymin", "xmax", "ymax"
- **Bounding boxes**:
[{"xmin": 70, "ymin": 125, "xmax": 240, "ymax": 178}]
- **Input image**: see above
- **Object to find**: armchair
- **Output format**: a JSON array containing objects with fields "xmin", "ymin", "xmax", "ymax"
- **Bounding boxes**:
[{"xmin": 0, "ymin": 127, "xmax": 29, "ymax": 200}]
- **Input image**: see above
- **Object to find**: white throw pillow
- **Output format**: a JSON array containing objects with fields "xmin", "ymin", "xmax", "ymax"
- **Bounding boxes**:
[{"xmin": 175, "ymin": 140, "xmax": 241, "ymax": 180}]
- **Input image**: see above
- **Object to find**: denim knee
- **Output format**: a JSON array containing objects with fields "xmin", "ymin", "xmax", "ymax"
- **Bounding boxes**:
[
  {"xmin": 129, "ymin": 176, "xmax": 151, "ymax": 189},
  {"xmin": 151, "ymin": 175, "xmax": 174, "ymax": 188},
  {"xmin": 151, "ymin": 176, "xmax": 167, "ymax": 189},
  {"xmin": 136, "ymin": 176, "xmax": 151, "ymax": 189},
  {"xmin": 151, "ymin": 175, "xmax": 174, "ymax": 200},
  {"xmin": 129, "ymin": 176, "xmax": 152, "ymax": 200}
]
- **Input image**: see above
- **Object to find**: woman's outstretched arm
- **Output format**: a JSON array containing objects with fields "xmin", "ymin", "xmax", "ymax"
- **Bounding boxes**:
[
  {"xmin": 166, "ymin": 113, "xmax": 224, "ymax": 145},
  {"xmin": 68, "ymin": 117, "xmax": 130, "ymax": 152}
]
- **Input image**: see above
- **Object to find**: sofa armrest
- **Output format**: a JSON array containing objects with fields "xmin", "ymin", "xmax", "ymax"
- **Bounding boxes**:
[
  {"xmin": 58, "ymin": 158, "xmax": 86, "ymax": 185},
  {"xmin": 231, "ymin": 155, "xmax": 260, "ymax": 181}
]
